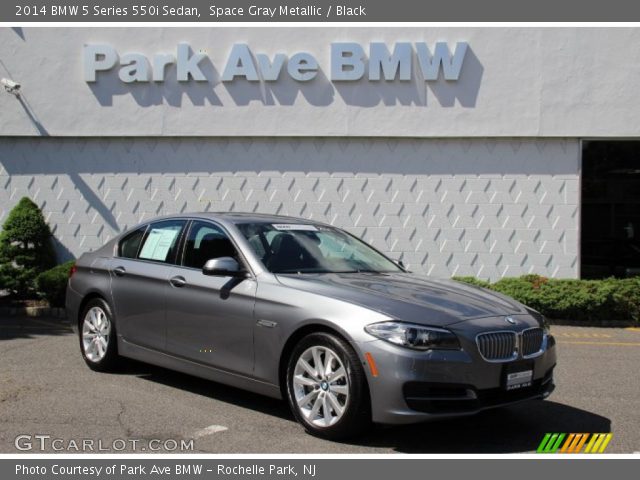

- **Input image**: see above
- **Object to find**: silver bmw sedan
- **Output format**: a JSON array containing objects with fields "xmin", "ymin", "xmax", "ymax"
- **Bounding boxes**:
[{"xmin": 67, "ymin": 213, "xmax": 556, "ymax": 439}]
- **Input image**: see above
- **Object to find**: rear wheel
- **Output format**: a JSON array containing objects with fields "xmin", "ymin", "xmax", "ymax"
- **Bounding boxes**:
[
  {"xmin": 79, "ymin": 298, "xmax": 120, "ymax": 372},
  {"xmin": 286, "ymin": 332, "xmax": 371, "ymax": 439}
]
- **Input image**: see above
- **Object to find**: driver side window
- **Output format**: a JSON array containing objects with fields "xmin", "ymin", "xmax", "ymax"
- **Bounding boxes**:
[{"xmin": 182, "ymin": 221, "xmax": 239, "ymax": 269}]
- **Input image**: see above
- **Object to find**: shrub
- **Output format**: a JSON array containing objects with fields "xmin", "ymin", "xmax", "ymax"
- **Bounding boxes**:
[
  {"xmin": 611, "ymin": 277, "xmax": 640, "ymax": 323},
  {"xmin": 453, "ymin": 275, "xmax": 639, "ymax": 325},
  {"xmin": 35, "ymin": 260, "xmax": 75, "ymax": 307},
  {"xmin": 533, "ymin": 279, "xmax": 616, "ymax": 322},
  {"xmin": 451, "ymin": 276, "xmax": 491, "ymax": 288},
  {"xmin": 0, "ymin": 197, "xmax": 56, "ymax": 299},
  {"xmin": 491, "ymin": 277, "xmax": 544, "ymax": 310}
]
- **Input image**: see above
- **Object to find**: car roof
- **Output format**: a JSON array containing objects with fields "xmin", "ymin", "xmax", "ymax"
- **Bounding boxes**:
[{"xmin": 140, "ymin": 212, "xmax": 331, "ymax": 226}]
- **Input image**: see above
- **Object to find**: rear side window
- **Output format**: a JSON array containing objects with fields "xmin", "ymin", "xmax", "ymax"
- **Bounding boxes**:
[
  {"xmin": 118, "ymin": 227, "xmax": 147, "ymax": 258},
  {"xmin": 138, "ymin": 220, "xmax": 186, "ymax": 264}
]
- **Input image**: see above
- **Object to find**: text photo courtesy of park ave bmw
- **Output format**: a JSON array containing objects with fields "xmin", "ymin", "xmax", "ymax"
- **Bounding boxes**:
[{"xmin": 1, "ymin": 1, "xmax": 640, "ymax": 472}]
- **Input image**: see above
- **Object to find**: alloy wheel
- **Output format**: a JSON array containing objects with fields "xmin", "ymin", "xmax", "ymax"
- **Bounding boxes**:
[
  {"xmin": 81, "ymin": 306, "xmax": 111, "ymax": 362},
  {"xmin": 292, "ymin": 346, "xmax": 350, "ymax": 427}
]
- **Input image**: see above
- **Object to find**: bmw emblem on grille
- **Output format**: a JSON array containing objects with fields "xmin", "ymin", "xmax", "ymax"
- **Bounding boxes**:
[{"xmin": 505, "ymin": 316, "xmax": 517, "ymax": 325}]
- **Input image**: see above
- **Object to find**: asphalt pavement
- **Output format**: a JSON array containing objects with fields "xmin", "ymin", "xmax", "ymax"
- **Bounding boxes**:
[{"xmin": 1, "ymin": 316, "xmax": 638, "ymax": 453}]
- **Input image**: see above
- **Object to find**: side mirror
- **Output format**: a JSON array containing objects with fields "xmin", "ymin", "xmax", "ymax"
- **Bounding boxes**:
[{"xmin": 202, "ymin": 257, "xmax": 247, "ymax": 278}]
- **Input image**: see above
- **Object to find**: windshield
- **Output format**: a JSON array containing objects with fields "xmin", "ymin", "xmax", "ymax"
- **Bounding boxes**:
[{"xmin": 236, "ymin": 222, "xmax": 403, "ymax": 274}]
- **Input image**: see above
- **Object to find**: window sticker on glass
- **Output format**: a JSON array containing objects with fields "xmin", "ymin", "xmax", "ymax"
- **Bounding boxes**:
[
  {"xmin": 272, "ymin": 224, "xmax": 318, "ymax": 231},
  {"xmin": 139, "ymin": 228, "xmax": 180, "ymax": 261}
]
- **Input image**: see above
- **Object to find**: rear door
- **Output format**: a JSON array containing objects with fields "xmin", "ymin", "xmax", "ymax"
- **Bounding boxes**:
[{"xmin": 110, "ymin": 219, "xmax": 187, "ymax": 351}]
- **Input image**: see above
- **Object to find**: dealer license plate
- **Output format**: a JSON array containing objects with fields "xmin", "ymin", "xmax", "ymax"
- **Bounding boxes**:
[{"xmin": 505, "ymin": 370, "xmax": 533, "ymax": 390}]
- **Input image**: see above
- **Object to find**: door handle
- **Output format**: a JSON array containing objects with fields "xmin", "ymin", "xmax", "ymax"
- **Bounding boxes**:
[
  {"xmin": 113, "ymin": 266, "xmax": 126, "ymax": 277},
  {"xmin": 169, "ymin": 275, "xmax": 187, "ymax": 288}
]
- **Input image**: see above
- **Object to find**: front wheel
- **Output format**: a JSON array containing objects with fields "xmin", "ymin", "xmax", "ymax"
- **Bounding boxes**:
[
  {"xmin": 79, "ymin": 298, "xmax": 120, "ymax": 372},
  {"xmin": 286, "ymin": 332, "xmax": 371, "ymax": 439}
]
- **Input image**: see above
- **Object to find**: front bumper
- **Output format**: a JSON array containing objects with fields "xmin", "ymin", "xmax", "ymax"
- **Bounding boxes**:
[{"xmin": 355, "ymin": 320, "xmax": 557, "ymax": 425}]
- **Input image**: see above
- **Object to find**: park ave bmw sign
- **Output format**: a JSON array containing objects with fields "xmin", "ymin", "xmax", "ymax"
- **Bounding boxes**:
[{"xmin": 83, "ymin": 42, "xmax": 468, "ymax": 84}]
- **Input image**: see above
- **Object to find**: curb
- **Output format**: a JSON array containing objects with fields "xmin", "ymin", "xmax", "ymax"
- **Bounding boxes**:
[
  {"xmin": 0, "ymin": 306, "xmax": 67, "ymax": 318},
  {"xmin": 547, "ymin": 318, "xmax": 637, "ymax": 328}
]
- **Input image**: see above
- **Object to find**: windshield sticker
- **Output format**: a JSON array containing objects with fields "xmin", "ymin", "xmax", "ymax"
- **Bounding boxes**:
[{"xmin": 272, "ymin": 224, "xmax": 318, "ymax": 231}]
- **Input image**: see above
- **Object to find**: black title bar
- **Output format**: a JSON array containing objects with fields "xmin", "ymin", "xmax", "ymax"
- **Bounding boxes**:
[{"xmin": 5, "ymin": 0, "xmax": 640, "ymax": 22}]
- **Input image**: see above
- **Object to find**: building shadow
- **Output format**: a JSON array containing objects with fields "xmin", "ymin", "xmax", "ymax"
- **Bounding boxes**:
[
  {"xmin": 16, "ymin": 95, "xmax": 49, "ymax": 135},
  {"xmin": 50, "ymin": 235, "xmax": 76, "ymax": 263},
  {"xmin": 11, "ymin": 27, "xmax": 25, "ymax": 41},
  {"xmin": 68, "ymin": 172, "xmax": 119, "ymax": 232},
  {"xmin": 427, "ymin": 46, "xmax": 483, "ymax": 107},
  {"xmin": 0, "ymin": 316, "xmax": 72, "ymax": 341}
]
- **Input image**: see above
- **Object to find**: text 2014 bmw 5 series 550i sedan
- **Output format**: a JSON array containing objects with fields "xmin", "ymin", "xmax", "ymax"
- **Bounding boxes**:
[{"xmin": 66, "ymin": 213, "xmax": 556, "ymax": 439}]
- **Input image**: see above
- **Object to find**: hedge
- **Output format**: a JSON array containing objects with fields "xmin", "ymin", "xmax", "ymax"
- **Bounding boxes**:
[
  {"xmin": 35, "ymin": 260, "xmax": 75, "ymax": 308},
  {"xmin": 453, "ymin": 274, "xmax": 640, "ymax": 325}
]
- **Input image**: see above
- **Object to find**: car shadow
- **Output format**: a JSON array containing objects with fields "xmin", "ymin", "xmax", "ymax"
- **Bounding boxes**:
[
  {"xmin": 0, "ymin": 316, "xmax": 73, "ymax": 341},
  {"xmin": 118, "ymin": 360, "xmax": 293, "ymax": 422},
  {"xmin": 347, "ymin": 401, "xmax": 611, "ymax": 453},
  {"xmin": 116, "ymin": 359, "xmax": 610, "ymax": 453}
]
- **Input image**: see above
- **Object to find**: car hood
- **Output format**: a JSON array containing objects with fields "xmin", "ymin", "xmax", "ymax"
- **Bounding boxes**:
[{"xmin": 274, "ymin": 272, "xmax": 530, "ymax": 326}]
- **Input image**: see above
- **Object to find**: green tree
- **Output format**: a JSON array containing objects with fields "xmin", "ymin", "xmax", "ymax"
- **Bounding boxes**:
[{"xmin": 0, "ymin": 197, "xmax": 56, "ymax": 299}]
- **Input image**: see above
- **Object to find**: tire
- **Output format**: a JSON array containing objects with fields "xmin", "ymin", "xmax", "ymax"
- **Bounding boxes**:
[
  {"xmin": 79, "ymin": 298, "xmax": 120, "ymax": 372},
  {"xmin": 286, "ymin": 332, "xmax": 371, "ymax": 440}
]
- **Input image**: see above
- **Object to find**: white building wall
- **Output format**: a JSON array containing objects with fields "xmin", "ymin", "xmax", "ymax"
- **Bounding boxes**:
[
  {"xmin": 0, "ymin": 137, "xmax": 580, "ymax": 280},
  {"xmin": 3, "ymin": 27, "xmax": 640, "ymax": 138}
]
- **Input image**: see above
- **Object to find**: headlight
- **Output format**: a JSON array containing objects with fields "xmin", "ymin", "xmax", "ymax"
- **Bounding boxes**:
[{"xmin": 364, "ymin": 321, "xmax": 461, "ymax": 351}]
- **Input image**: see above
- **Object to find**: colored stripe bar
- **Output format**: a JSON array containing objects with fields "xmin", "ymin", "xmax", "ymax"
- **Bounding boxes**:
[
  {"xmin": 598, "ymin": 433, "xmax": 613, "ymax": 453},
  {"xmin": 537, "ymin": 433, "xmax": 566, "ymax": 453},
  {"xmin": 584, "ymin": 433, "xmax": 597, "ymax": 453},
  {"xmin": 571, "ymin": 433, "xmax": 589, "ymax": 453},
  {"xmin": 540, "ymin": 433, "xmax": 611, "ymax": 453},
  {"xmin": 537, "ymin": 433, "xmax": 553, "ymax": 453},
  {"xmin": 590, "ymin": 433, "xmax": 606, "ymax": 453},
  {"xmin": 560, "ymin": 434, "xmax": 576, "ymax": 453}
]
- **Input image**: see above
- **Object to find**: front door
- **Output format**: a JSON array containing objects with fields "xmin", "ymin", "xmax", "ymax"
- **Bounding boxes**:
[{"xmin": 164, "ymin": 220, "xmax": 257, "ymax": 377}]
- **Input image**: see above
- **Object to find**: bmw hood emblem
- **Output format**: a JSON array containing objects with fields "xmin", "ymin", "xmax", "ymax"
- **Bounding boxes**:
[{"xmin": 505, "ymin": 316, "xmax": 517, "ymax": 325}]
